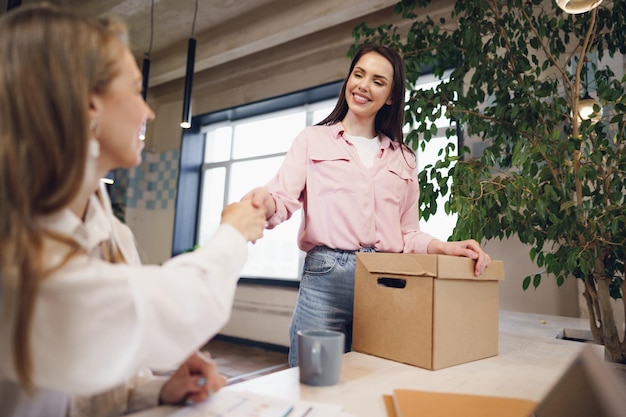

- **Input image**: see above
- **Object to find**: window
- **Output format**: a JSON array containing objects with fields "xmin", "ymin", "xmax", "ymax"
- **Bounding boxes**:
[
  {"xmin": 197, "ymin": 98, "xmax": 336, "ymax": 280},
  {"xmin": 190, "ymin": 75, "xmax": 457, "ymax": 282},
  {"xmin": 409, "ymin": 71, "xmax": 459, "ymax": 241}
]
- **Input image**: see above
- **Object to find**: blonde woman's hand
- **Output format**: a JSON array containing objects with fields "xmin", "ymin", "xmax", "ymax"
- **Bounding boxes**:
[
  {"xmin": 159, "ymin": 351, "xmax": 227, "ymax": 406},
  {"xmin": 220, "ymin": 200, "xmax": 266, "ymax": 242}
]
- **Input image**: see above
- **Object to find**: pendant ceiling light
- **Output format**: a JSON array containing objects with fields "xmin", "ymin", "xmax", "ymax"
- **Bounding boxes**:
[
  {"xmin": 577, "ymin": 60, "xmax": 602, "ymax": 125},
  {"xmin": 141, "ymin": 53, "xmax": 150, "ymax": 102},
  {"xmin": 555, "ymin": 0, "xmax": 603, "ymax": 14},
  {"xmin": 139, "ymin": 0, "xmax": 155, "ymax": 140},
  {"xmin": 180, "ymin": 0, "xmax": 198, "ymax": 129},
  {"xmin": 141, "ymin": 0, "xmax": 154, "ymax": 102}
]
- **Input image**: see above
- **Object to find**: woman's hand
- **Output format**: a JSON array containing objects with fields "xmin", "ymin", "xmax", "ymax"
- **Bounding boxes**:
[
  {"xmin": 159, "ymin": 351, "xmax": 227, "ymax": 406},
  {"xmin": 220, "ymin": 200, "xmax": 266, "ymax": 243},
  {"xmin": 427, "ymin": 239, "xmax": 491, "ymax": 276},
  {"xmin": 240, "ymin": 187, "xmax": 276, "ymax": 220}
]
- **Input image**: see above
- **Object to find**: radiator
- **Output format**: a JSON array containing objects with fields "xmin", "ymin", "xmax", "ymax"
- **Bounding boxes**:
[{"xmin": 220, "ymin": 284, "xmax": 298, "ymax": 347}]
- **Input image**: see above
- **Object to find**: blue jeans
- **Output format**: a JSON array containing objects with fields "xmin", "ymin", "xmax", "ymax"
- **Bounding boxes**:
[{"xmin": 288, "ymin": 246, "xmax": 375, "ymax": 367}]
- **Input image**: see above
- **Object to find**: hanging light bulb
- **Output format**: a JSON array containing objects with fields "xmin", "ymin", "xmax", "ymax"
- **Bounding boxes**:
[
  {"xmin": 556, "ymin": 0, "xmax": 603, "ymax": 14},
  {"xmin": 578, "ymin": 94, "xmax": 603, "ymax": 124},
  {"xmin": 576, "ymin": 59, "xmax": 603, "ymax": 125}
]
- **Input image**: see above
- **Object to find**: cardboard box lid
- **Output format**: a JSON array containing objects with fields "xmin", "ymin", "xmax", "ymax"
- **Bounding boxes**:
[{"xmin": 355, "ymin": 253, "xmax": 505, "ymax": 281}]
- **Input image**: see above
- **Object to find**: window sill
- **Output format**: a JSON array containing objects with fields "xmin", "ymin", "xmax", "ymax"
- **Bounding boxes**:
[{"xmin": 239, "ymin": 277, "xmax": 299, "ymax": 289}]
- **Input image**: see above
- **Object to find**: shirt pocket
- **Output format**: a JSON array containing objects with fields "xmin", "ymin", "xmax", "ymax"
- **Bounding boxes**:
[
  {"xmin": 308, "ymin": 146, "xmax": 357, "ymax": 196},
  {"xmin": 377, "ymin": 164, "xmax": 415, "ymax": 206}
]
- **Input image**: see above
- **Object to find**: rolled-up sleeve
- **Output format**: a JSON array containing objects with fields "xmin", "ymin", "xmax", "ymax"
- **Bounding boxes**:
[
  {"xmin": 398, "ymin": 164, "xmax": 438, "ymax": 253},
  {"xmin": 265, "ymin": 130, "xmax": 309, "ymax": 229}
]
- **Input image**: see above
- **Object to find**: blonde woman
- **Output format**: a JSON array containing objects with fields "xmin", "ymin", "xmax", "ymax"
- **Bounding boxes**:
[{"xmin": 0, "ymin": 4, "xmax": 266, "ymax": 416}]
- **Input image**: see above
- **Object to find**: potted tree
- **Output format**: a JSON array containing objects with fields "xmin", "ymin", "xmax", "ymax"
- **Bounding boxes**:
[{"xmin": 350, "ymin": 0, "xmax": 625, "ymax": 363}]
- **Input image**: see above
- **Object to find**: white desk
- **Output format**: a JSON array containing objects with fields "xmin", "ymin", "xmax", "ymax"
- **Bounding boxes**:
[{"xmin": 129, "ymin": 310, "xmax": 599, "ymax": 417}]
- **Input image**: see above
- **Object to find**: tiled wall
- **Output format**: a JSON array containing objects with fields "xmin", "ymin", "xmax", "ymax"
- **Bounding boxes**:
[{"xmin": 110, "ymin": 149, "xmax": 180, "ymax": 213}]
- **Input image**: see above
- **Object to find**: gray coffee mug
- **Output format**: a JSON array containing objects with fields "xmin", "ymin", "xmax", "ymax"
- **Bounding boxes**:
[{"xmin": 297, "ymin": 329, "xmax": 345, "ymax": 386}]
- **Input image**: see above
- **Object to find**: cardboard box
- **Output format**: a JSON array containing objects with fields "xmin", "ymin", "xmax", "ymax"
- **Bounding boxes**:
[{"xmin": 353, "ymin": 253, "xmax": 505, "ymax": 370}]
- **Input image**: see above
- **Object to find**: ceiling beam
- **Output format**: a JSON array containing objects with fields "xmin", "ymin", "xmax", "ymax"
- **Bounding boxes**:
[{"xmin": 148, "ymin": 0, "xmax": 397, "ymax": 87}]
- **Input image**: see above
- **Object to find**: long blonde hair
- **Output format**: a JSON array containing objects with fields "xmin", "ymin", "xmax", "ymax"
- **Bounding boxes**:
[{"xmin": 0, "ymin": 3, "xmax": 129, "ymax": 391}]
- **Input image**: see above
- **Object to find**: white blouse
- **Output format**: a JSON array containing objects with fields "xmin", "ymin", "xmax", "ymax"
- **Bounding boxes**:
[{"xmin": 0, "ymin": 185, "xmax": 248, "ymax": 397}]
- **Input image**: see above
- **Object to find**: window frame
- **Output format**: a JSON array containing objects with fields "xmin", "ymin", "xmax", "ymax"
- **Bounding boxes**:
[{"xmin": 172, "ymin": 81, "xmax": 343, "ymax": 287}]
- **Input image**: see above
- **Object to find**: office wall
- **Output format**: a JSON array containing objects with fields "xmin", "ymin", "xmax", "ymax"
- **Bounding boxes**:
[{"xmin": 121, "ymin": 100, "xmax": 183, "ymax": 264}]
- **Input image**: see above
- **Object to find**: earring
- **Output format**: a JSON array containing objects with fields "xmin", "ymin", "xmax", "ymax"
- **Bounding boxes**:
[
  {"xmin": 88, "ymin": 119, "xmax": 101, "ymax": 158},
  {"xmin": 89, "ymin": 119, "xmax": 101, "ymax": 139},
  {"xmin": 88, "ymin": 139, "xmax": 100, "ymax": 158}
]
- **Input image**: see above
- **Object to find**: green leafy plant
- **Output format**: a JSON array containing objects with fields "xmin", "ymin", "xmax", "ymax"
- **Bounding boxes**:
[{"xmin": 351, "ymin": 0, "xmax": 626, "ymax": 363}]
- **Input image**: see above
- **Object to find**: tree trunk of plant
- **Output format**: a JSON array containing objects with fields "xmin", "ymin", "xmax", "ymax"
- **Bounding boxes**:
[{"xmin": 582, "ymin": 261, "xmax": 626, "ymax": 364}]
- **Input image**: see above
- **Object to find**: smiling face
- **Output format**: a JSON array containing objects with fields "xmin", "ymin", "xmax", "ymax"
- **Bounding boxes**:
[
  {"xmin": 90, "ymin": 48, "xmax": 155, "ymax": 174},
  {"xmin": 344, "ymin": 51, "xmax": 394, "ymax": 124}
]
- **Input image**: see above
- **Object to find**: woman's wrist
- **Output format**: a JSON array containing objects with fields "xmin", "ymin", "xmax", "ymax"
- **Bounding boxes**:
[
  {"xmin": 265, "ymin": 195, "xmax": 276, "ymax": 219},
  {"xmin": 426, "ymin": 239, "xmax": 443, "ymax": 254}
]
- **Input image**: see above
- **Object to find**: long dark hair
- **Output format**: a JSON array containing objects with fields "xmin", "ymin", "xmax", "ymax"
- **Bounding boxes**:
[{"xmin": 317, "ymin": 44, "xmax": 406, "ymax": 144}]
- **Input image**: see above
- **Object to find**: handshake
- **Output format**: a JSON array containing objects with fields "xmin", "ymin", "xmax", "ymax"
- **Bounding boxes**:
[{"xmin": 221, "ymin": 187, "xmax": 275, "ymax": 243}]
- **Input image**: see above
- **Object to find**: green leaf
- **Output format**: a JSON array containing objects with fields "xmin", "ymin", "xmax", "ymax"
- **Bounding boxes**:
[{"xmin": 533, "ymin": 274, "xmax": 542, "ymax": 289}]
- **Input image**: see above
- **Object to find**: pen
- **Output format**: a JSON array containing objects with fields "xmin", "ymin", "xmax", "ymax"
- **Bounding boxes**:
[
  {"xmin": 300, "ymin": 406, "xmax": 313, "ymax": 417},
  {"xmin": 281, "ymin": 406, "xmax": 294, "ymax": 417}
]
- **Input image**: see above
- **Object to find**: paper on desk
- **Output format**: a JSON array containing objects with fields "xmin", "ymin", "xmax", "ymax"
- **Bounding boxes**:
[
  {"xmin": 286, "ymin": 402, "xmax": 343, "ymax": 417},
  {"xmin": 169, "ymin": 390, "xmax": 342, "ymax": 417}
]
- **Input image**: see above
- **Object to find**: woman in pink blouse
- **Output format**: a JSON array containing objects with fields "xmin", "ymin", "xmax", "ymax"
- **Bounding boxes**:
[{"xmin": 243, "ymin": 44, "xmax": 491, "ymax": 367}]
